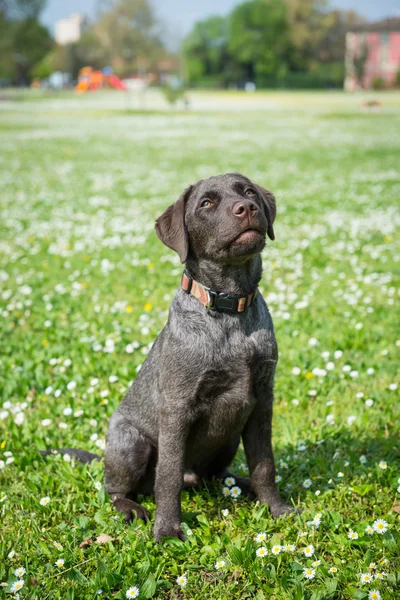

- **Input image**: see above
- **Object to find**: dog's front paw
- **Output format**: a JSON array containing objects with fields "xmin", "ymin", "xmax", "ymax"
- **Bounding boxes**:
[
  {"xmin": 153, "ymin": 521, "xmax": 186, "ymax": 542},
  {"xmin": 112, "ymin": 498, "xmax": 150, "ymax": 523}
]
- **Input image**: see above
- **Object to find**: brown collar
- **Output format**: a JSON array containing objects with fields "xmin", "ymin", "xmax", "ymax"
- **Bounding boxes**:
[{"xmin": 181, "ymin": 271, "xmax": 258, "ymax": 314}]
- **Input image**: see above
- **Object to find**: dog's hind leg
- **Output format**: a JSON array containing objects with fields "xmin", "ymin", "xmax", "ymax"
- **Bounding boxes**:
[{"xmin": 104, "ymin": 413, "xmax": 153, "ymax": 523}]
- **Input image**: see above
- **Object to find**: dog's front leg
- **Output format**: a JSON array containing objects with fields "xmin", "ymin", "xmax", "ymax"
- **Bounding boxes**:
[
  {"xmin": 242, "ymin": 385, "xmax": 293, "ymax": 518},
  {"xmin": 153, "ymin": 412, "xmax": 187, "ymax": 541}
]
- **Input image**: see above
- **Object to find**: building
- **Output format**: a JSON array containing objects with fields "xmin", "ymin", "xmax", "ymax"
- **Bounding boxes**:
[
  {"xmin": 345, "ymin": 17, "xmax": 400, "ymax": 90},
  {"xmin": 55, "ymin": 13, "xmax": 87, "ymax": 46}
]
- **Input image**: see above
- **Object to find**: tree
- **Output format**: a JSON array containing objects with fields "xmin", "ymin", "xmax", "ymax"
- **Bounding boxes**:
[
  {"xmin": 227, "ymin": 0, "xmax": 288, "ymax": 85},
  {"xmin": 182, "ymin": 16, "xmax": 230, "ymax": 85},
  {"xmin": 0, "ymin": 0, "xmax": 52, "ymax": 83},
  {"xmin": 95, "ymin": 0, "xmax": 165, "ymax": 73}
]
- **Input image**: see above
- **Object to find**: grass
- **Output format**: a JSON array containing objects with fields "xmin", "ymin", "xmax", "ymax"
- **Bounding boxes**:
[{"xmin": 0, "ymin": 89, "xmax": 399, "ymax": 599}]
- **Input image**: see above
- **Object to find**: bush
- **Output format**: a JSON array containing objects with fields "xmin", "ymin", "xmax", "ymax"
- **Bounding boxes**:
[{"xmin": 372, "ymin": 77, "xmax": 386, "ymax": 90}]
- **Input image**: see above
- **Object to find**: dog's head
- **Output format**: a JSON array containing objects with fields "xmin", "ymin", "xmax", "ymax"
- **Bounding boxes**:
[{"xmin": 155, "ymin": 173, "xmax": 276, "ymax": 264}]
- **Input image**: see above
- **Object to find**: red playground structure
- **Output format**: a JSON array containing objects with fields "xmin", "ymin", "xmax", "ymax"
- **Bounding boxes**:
[{"xmin": 75, "ymin": 66, "xmax": 127, "ymax": 93}]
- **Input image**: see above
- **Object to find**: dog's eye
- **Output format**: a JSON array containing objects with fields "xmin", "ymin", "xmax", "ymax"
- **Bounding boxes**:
[
  {"xmin": 200, "ymin": 199, "xmax": 213, "ymax": 207},
  {"xmin": 245, "ymin": 189, "xmax": 256, "ymax": 197}
]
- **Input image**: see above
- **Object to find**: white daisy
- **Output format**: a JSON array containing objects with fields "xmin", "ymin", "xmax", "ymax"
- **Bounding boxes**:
[
  {"xmin": 230, "ymin": 486, "xmax": 241, "ymax": 499},
  {"xmin": 224, "ymin": 476, "xmax": 235, "ymax": 487},
  {"xmin": 303, "ymin": 479, "xmax": 312, "ymax": 488},
  {"xmin": 176, "ymin": 574, "xmax": 187, "ymax": 587},
  {"xmin": 214, "ymin": 560, "xmax": 225, "ymax": 569},
  {"xmin": 271, "ymin": 545, "xmax": 281, "ymax": 555},
  {"xmin": 373, "ymin": 519, "xmax": 388, "ymax": 534},
  {"xmin": 303, "ymin": 544, "xmax": 315, "ymax": 557},
  {"xmin": 55, "ymin": 559, "xmax": 65, "ymax": 567},
  {"xmin": 368, "ymin": 591, "xmax": 381, "ymax": 600},
  {"xmin": 13, "ymin": 567, "xmax": 25, "ymax": 577},
  {"xmin": 303, "ymin": 567, "xmax": 315, "ymax": 580},
  {"xmin": 348, "ymin": 530, "xmax": 358, "ymax": 540},
  {"xmin": 255, "ymin": 532, "xmax": 267, "ymax": 543},
  {"xmin": 256, "ymin": 547, "xmax": 268, "ymax": 557},
  {"xmin": 360, "ymin": 573, "xmax": 373, "ymax": 584},
  {"xmin": 125, "ymin": 586, "xmax": 139, "ymax": 598},
  {"xmin": 40, "ymin": 496, "xmax": 51, "ymax": 506},
  {"xmin": 10, "ymin": 580, "xmax": 24, "ymax": 592}
]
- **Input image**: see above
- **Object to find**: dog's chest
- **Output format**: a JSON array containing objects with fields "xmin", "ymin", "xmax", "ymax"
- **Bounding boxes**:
[{"xmin": 186, "ymin": 326, "xmax": 275, "ymax": 450}]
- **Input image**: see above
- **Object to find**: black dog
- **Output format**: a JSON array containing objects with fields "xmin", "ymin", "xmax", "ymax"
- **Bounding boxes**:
[{"xmin": 101, "ymin": 173, "xmax": 294, "ymax": 540}]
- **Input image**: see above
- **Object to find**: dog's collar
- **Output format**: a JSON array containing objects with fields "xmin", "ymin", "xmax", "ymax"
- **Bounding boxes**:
[{"xmin": 181, "ymin": 270, "xmax": 258, "ymax": 314}]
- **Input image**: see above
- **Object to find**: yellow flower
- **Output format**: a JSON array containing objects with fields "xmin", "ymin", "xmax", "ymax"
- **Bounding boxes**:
[
  {"xmin": 0, "ymin": 441, "xmax": 6, "ymax": 449},
  {"xmin": 126, "ymin": 305, "xmax": 133, "ymax": 313},
  {"xmin": 384, "ymin": 235, "xmax": 391, "ymax": 243},
  {"xmin": 41, "ymin": 340, "xmax": 49, "ymax": 346},
  {"xmin": 305, "ymin": 372, "xmax": 314, "ymax": 379},
  {"xmin": 147, "ymin": 263, "xmax": 154, "ymax": 269},
  {"xmin": 144, "ymin": 303, "xmax": 152, "ymax": 311}
]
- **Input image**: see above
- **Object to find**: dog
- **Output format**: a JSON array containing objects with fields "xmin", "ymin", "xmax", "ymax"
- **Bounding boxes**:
[
  {"xmin": 42, "ymin": 173, "xmax": 295, "ymax": 540},
  {"xmin": 102, "ymin": 172, "xmax": 294, "ymax": 540}
]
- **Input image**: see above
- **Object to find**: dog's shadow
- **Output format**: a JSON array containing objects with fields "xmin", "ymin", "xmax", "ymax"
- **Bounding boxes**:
[{"xmin": 178, "ymin": 429, "xmax": 396, "ymax": 526}]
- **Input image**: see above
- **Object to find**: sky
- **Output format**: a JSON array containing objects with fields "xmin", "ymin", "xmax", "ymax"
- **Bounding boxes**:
[{"xmin": 41, "ymin": 0, "xmax": 400, "ymax": 40}]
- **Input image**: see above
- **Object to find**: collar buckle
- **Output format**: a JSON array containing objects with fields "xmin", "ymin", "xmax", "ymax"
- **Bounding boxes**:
[{"xmin": 206, "ymin": 289, "xmax": 239, "ymax": 313}]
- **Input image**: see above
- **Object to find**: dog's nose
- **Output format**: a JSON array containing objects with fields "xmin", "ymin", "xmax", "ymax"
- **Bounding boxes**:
[{"xmin": 232, "ymin": 200, "xmax": 258, "ymax": 219}]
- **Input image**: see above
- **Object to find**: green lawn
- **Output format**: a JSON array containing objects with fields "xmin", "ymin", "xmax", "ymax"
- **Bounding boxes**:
[{"xmin": 0, "ymin": 90, "xmax": 399, "ymax": 599}]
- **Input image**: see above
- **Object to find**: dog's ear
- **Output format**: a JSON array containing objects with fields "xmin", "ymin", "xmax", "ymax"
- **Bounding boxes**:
[
  {"xmin": 254, "ymin": 184, "xmax": 276, "ymax": 241},
  {"xmin": 155, "ymin": 185, "xmax": 193, "ymax": 263}
]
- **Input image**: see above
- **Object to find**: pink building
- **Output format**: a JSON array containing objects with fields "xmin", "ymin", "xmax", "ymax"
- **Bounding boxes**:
[{"xmin": 345, "ymin": 18, "xmax": 400, "ymax": 90}]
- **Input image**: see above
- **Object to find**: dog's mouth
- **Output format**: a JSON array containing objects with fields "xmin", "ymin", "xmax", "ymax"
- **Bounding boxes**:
[{"xmin": 232, "ymin": 228, "xmax": 265, "ymax": 245}]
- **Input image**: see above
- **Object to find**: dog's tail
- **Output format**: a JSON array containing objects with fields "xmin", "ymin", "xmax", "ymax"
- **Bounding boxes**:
[{"xmin": 40, "ymin": 448, "xmax": 101, "ymax": 463}]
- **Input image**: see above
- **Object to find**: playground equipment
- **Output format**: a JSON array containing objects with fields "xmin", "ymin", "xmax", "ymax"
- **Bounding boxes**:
[{"xmin": 75, "ymin": 66, "xmax": 127, "ymax": 93}]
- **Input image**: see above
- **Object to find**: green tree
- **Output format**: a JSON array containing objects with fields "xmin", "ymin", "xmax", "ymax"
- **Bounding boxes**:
[
  {"xmin": 0, "ymin": 0, "xmax": 52, "ymax": 83},
  {"xmin": 227, "ymin": 0, "xmax": 288, "ymax": 86},
  {"xmin": 182, "ymin": 16, "xmax": 230, "ymax": 86}
]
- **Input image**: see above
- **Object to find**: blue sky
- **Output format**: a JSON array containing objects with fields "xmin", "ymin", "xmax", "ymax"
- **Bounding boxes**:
[{"xmin": 41, "ymin": 0, "xmax": 400, "ymax": 38}]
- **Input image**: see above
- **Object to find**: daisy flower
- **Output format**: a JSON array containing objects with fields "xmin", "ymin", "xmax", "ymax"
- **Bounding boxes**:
[
  {"xmin": 348, "ymin": 530, "xmax": 358, "ymax": 540},
  {"xmin": 271, "ymin": 545, "xmax": 282, "ymax": 555},
  {"xmin": 369, "ymin": 563, "xmax": 377, "ymax": 570},
  {"xmin": 284, "ymin": 544, "xmax": 296, "ymax": 552},
  {"xmin": 214, "ymin": 560, "xmax": 225, "ymax": 569},
  {"xmin": 368, "ymin": 592, "xmax": 381, "ymax": 600},
  {"xmin": 360, "ymin": 573, "xmax": 373, "ymax": 584},
  {"xmin": 176, "ymin": 574, "xmax": 187, "ymax": 587},
  {"xmin": 222, "ymin": 487, "xmax": 230, "ymax": 496},
  {"xmin": 255, "ymin": 532, "xmax": 267, "ymax": 543},
  {"xmin": 94, "ymin": 481, "xmax": 102, "ymax": 490},
  {"xmin": 55, "ymin": 559, "xmax": 65, "ymax": 567},
  {"xmin": 40, "ymin": 496, "xmax": 51, "ymax": 506},
  {"xmin": 312, "ymin": 560, "xmax": 321, "ymax": 567},
  {"xmin": 10, "ymin": 580, "xmax": 24, "ymax": 593},
  {"xmin": 365, "ymin": 525, "xmax": 374, "ymax": 535},
  {"xmin": 125, "ymin": 586, "xmax": 139, "ymax": 598},
  {"xmin": 230, "ymin": 486, "xmax": 241, "ymax": 499},
  {"xmin": 359, "ymin": 455, "xmax": 367, "ymax": 464},
  {"xmin": 374, "ymin": 572, "xmax": 386, "ymax": 580},
  {"xmin": 373, "ymin": 519, "xmax": 388, "ymax": 534},
  {"xmin": 328, "ymin": 567, "xmax": 338, "ymax": 574},
  {"xmin": 303, "ymin": 567, "xmax": 315, "ymax": 580},
  {"xmin": 303, "ymin": 544, "xmax": 315, "ymax": 557},
  {"xmin": 347, "ymin": 416, "xmax": 356, "ymax": 425},
  {"xmin": 256, "ymin": 547, "xmax": 268, "ymax": 558},
  {"xmin": 13, "ymin": 568, "xmax": 25, "ymax": 577},
  {"xmin": 378, "ymin": 461, "xmax": 387, "ymax": 470},
  {"xmin": 303, "ymin": 479, "xmax": 312, "ymax": 488},
  {"xmin": 53, "ymin": 541, "xmax": 63, "ymax": 550},
  {"xmin": 224, "ymin": 476, "xmax": 235, "ymax": 487},
  {"xmin": 221, "ymin": 509, "xmax": 229, "ymax": 517}
]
